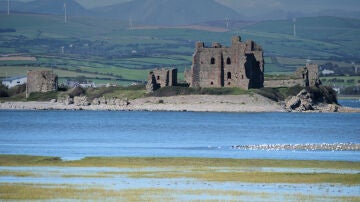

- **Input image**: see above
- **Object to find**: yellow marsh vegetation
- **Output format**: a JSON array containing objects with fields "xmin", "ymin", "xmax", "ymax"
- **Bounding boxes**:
[
  {"xmin": 1, "ymin": 155, "xmax": 360, "ymax": 170},
  {"xmin": 1, "ymin": 184, "xmax": 359, "ymax": 201}
]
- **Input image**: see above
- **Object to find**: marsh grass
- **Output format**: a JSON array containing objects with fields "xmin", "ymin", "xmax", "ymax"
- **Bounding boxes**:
[
  {"xmin": 0, "ymin": 184, "xmax": 172, "ymax": 201},
  {"xmin": 0, "ymin": 171, "xmax": 37, "ymax": 177},
  {"xmin": 1, "ymin": 184, "xmax": 359, "ymax": 201},
  {"xmin": 1, "ymin": 155, "xmax": 360, "ymax": 170},
  {"xmin": 121, "ymin": 170, "xmax": 360, "ymax": 185},
  {"xmin": 61, "ymin": 174, "xmax": 109, "ymax": 178},
  {"xmin": 1, "ymin": 155, "xmax": 359, "ymax": 185}
]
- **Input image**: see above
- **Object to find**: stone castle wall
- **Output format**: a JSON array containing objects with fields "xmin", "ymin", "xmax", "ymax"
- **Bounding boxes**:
[
  {"xmin": 266, "ymin": 63, "xmax": 320, "ymax": 88},
  {"xmin": 185, "ymin": 36, "xmax": 264, "ymax": 89},
  {"xmin": 146, "ymin": 68, "xmax": 177, "ymax": 93},
  {"xmin": 264, "ymin": 79, "xmax": 303, "ymax": 88},
  {"xmin": 26, "ymin": 70, "xmax": 58, "ymax": 98},
  {"xmin": 294, "ymin": 63, "xmax": 320, "ymax": 87}
]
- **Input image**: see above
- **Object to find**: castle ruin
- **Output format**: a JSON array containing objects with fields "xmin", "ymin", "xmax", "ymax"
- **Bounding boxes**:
[
  {"xmin": 26, "ymin": 70, "xmax": 58, "ymax": 98},
  {"xmin": 184, "ymin": 36, "xmax": 264, "ymax": 89},
  {"xmin": 264, "ymin": 63, "xmax": 321, "ymax": 88},
  {"xmin": 294, "ymin": 63, "xmax": 321, "ymax": 87},
  {"xmin": 146, "ymin": 68, "xmax": 177, "ymax": 92}
]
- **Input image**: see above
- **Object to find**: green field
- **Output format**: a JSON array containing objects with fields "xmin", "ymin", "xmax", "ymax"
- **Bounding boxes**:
[{"xmin": 0, "ymin": 14, "xmax": 359, "ymax": 86}]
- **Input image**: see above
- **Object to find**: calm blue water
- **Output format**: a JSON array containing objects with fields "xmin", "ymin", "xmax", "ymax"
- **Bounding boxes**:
[
  {"xmin": 339, "ymin": 99, "xmax": 360, "ymax": 108},
  {"xmin": 0, "ymin": 110, "xmax": 359, "ymax": 161}
]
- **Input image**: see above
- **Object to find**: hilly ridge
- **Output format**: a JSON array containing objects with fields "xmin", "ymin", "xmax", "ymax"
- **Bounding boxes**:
[
  {"xmin": 0, "ymin": 0, "xmax": 243, "ymax": 25},
  {"xmin": 0, "ymin": 0, "xmax": 89, "ymax": 16},
  {"xmin": 92, "ymin": 0, "xmax": 243, "ymax": 26}
]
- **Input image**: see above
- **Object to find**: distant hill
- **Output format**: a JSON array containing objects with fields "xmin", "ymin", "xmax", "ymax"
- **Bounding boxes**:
[
  {"xmin": 0, "ymin": 13, "xmax": 359, "ymax": 76},
  {"xmin": 0, "ymin": 0, "xmax": 90, "ymax": 16},
  {"xmin": 2, "ymin": 0, "xmax": 360, "ymax": 25},
  {"xmin": 0, "ymin": 0, "xmax": 243, "ymax": 25},
  {"xmin": 92, "ymin": 0, "xmax": 243, "ymax": 26}
]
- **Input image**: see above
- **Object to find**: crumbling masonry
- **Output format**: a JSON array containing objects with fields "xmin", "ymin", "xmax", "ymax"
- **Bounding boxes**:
[
  {"xmin": 294, "ymin": 63, "xmax": 321, "ymax": 87},
  {"xmin": 146, "ymin": 68, "xmax": 177, "ymax": 92},
  {"xmin": 264, "ymin": 63, "xmax": 321, "ymax": 88},
  {"xmin": 26, "ymin": 70, "xmax": 58, "ymax": 98},
  {"xmin": 184, "ymin": 36, "xmax": 264, "ymax": 89}
]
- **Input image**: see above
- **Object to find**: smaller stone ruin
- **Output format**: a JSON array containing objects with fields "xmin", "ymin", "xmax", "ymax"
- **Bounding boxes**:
[
  {"xmin": 26, "ymin": 70, "xmax": 58, "ymax": 98},
  {"xmin": 294, "ymin": 63, "xmax": 321, "ymax": 87},
  {"xmin": 146, "ymin": 68, "xmax": 177, "ymax": 93},
  {"xmin": 264, "ymin": 63, "xmax": 321, "ymax": 88}
]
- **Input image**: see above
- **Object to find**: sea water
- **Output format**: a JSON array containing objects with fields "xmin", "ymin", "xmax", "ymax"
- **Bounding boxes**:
[{"xmin": 0, "ymin": 109, "xmax": 359, "ymax": 161}]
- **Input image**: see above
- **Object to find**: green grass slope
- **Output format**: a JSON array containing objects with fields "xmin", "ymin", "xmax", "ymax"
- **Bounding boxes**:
[{"xmin": 0, "ymin": 14, "xmax": 359, "ymax": 84}]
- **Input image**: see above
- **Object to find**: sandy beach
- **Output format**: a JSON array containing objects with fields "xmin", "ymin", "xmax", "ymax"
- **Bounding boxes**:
[
  {"xmin": 0, "ymin": 94, "xmax": 285, "ymax": 112},
  {"xmin": 1, "ymin": 94, "xmax": 359, "ymax": 112}
]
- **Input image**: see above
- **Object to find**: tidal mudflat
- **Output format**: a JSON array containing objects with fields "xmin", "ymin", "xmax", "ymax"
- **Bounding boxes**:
[{"xmin": 0, "ymin": 155, "xmax": 359, "ymax": 201}]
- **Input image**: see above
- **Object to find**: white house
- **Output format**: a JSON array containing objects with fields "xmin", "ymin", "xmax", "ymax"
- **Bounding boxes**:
[{"xmin": 1, "ymin": 75, "xmax": 27, "ymax": 88}]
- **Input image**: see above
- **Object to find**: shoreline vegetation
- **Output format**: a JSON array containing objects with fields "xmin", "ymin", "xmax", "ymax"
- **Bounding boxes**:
[
  {"xmin": 1, "ymin": 155, "xmax": 360, "ymax": 168},
  {"xmin": 0, "ymin": 155, "xmax": 359, "ymax": 200}
]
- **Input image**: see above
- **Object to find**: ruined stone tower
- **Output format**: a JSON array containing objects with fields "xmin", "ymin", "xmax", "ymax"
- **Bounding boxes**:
[
  {"xmin": 294, "ymin": 63, "xmax": 321, "ymax": 87},
  {"xmin": 146, "ymin": 68, "xmax": 177, "ymax": 93},
  {"xmin": 26, "ymin": 70, "xmax": 58, "ymax": 98},
  {"xmin": 184, "ymin": 36, "xmax": 264, "ymax": 89}
]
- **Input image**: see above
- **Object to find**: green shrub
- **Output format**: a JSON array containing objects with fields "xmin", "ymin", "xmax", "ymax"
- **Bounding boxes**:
[
  {"xmin": 253, "ymin": 85, "xmax": 305, "ymax": 102},
  {"xmin": 27, "ymin": 91, "xmax": 59, "ymax": 101},
  {"xmin": 150, "ymin": 86, "xmax": 248, "ymax": 97},
  {"xmin": 282, "ymin": 85, "xmax": 304, "ymax": 97},
  {"xmin": 68, "ymin": 86, "xmax": 85, "ymax": 98},
  {"xmin": 8, "ymin": 84, "xmax": 26, "ymax": 96},
  {"xmin": 307, "ymin": 86, "xmax": 338, "ymax": 104},
  {"xmin": 85, "ymin": 86, "xmax": 117, "ymax": 100},
  {"xmin": 126, "ymin": 84, "xmax": 146, "ymax": 91},
  {"xmin": 253, "ymin": 88, "xmax": 284, "ymax": 101},
  {"xmin": 149, "ymin": 86, "xmax": 195, "ymax": 97},
  {"xmin": 0, "ymin": 89, "xmax": 9, "ymax": 97},
  {"xmin": 0, "ymin": 83, "xmax": 9, "ymax": 97}
]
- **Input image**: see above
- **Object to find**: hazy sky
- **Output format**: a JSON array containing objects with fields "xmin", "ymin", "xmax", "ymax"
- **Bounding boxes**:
[{"xmin": 8, "ymin": 0, "xmax": 360, "ymax": 13}]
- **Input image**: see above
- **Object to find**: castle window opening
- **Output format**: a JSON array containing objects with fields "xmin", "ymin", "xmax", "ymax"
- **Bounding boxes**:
[
  {"xmin": 157, "ymin": 76, "xmax": 160, "ymax": 80},
  {"xmin": 241, "ymin": 75, "xmax": 244, "ymax": 79},
  {"xmin": 210, "ymin": 81, "xmax": 214, "ymax": 85},
  {"xmin": 227, "ymin": 72, "xmax": 232, "ymax": 79},
  {"xmin": 226, "ymin": 57, "xmax": 231, "ymax": 65},
  {"xmin": 210, "ymin": 57, "xmax": 215, "ymax": 64},
  {"xmin": 228, "ymin": 82, "xmax": 231, "ymax": 85}
]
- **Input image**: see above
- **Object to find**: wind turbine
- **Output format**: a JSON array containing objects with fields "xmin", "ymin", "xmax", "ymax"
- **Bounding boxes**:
[
  {"xmin": 64, "ymin": 3, "xmax": 67, "ymax": 23},
  {"xmin": 129, "ymin": 17, "xmax": 133, "ymax": 29},
  {"xmin": 225, "ymin": 17, "xmax": 230, "ymax": 29},
  {"xmin": 7, "ymin": 0, "xmax": 10, "ymax": 15},
  {"xmin": 352, "ymin": 62, "xmax": 358, "ymax": 74},
  {"xmin": 293, "ymin": 18, "xmax": 296, "ymax": 37}
]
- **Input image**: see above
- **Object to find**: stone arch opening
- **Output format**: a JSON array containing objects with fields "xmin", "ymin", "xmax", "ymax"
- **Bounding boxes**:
[
  {"xmin": 226, "ymin": 57, "xmax": 231, "ymax": 65},
  {"xmin": 210, "ymin": 81, "xmax": 214, "ymax": 85},
  {"xmin": 210, "ymin": 57, "xmax": 215, "ymax": 64},
  {"xmin": 157, "ymin": 76, "xmax": 160, "ymax": 80},
  {"xmin": 227, "ymin": 72, "xmax": 232, "ymax": 79}
]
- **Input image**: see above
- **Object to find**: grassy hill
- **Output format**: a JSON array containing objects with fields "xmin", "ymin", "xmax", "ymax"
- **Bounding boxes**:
[
  {"xmin": 244, "ymin": 16, "xmax": 360, "ymax": 59},
  {"xmin": 93, "ymin": 0, "xmax": 243, "ymax": 26},
  {"xmin": 0, "ymin": 14, "xmax": 359, "ymax": 86}
]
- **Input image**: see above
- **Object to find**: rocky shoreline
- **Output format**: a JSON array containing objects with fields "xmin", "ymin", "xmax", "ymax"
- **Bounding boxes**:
[{"xmin": 0, "ymin": 93, "xmax": 359, "ymax": 113}]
